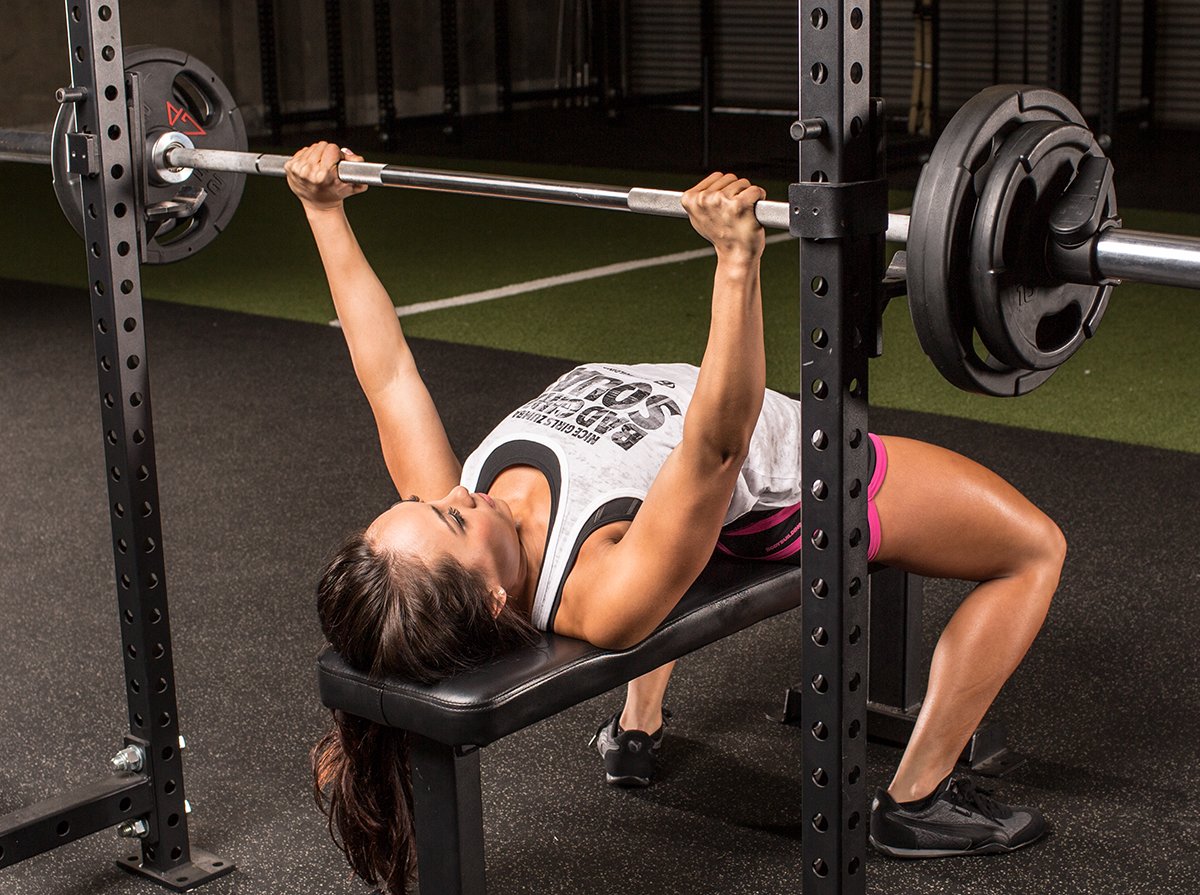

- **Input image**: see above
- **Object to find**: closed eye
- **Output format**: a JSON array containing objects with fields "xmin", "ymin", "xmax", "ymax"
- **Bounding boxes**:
[{"xmin": 447, "ymin": 507, "xmax": 466, "ymax": 531}]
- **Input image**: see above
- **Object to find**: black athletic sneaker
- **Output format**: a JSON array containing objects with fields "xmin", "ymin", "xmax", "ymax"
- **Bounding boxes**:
[
  {"xmin": 869, "ymin": 775, "xmax": 1048, "ymax": 858},
  {"xmin": 589, "ymin": 710, "xmax": 669, "ymax": 787}
]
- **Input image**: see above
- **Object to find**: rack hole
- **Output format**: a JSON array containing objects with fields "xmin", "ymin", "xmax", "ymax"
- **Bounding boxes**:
[
  {"xmin": 113, "ymin": 502, "xmax": 125, "ymax": 518},
  {"xmin": 153, "ymin": 643, "xmax": 165, "ymax": 660},
  {"xmin": 100, "ymin": 355, "xmax": 111, "ymax": 371},
  {"xmin": 117, "ymin": 538, "xmax": 127, "ymax": 553},
  {"xmin": 812, "ymin": 768, "xmax": 828, "ymax": 787},
  {"xmin": 849, "ymin": 577, "xmax": 862, "ymax": 596},
  {"xmin": 850, "ymin": 116, "xmax": 863, "ymax": 137},
  {"xmin": 162, "ymin": 746, "xmax": 175, "ymax": 761},
  {"xmin": 811, "ymin": 626, "xmax": 828, "ymax": 647},
  {"xmin": 140, "ymin": 501, "xmax": 153, "ymax": 517},
  {"xmin": 91, "ymin": 242, "xmax": 100, "ymax": 258},
  {"xmin": 810, "ymin": 578, "xmax": 828, "ymax": 598},
  {"xmin": 144, "ymin": 537, "xmax": 156, "ymax": 553},
  {"xmin": 57, "ymin": 821, "xmax": 71, "ymax": 837},
  {"xmin": 849, "ymin": 672, "xmax": 861, "ymax": 692},
  {"xmin": 130, "ymin": 392, "xmax": 143, "ymax": 407},
  {"xmin": 150, "ymin": 608, "xmax": 162, "ymax": 623},
  {"xmin": 810, "ymin": 327, "xmax": 828, "ymax": 348},
  {"xmin": 129, "ymin": 678, "xmax": 140, "ymax": 693},
  {"xmin": 95, "ymin": 280, "xmax": 105, "ymax": 296},
  {"xmin": 132, "ymin": 429, "xmax": 145, "ymax": 444},
  {"xmin": 167, "ymin": 814, "xmax": 180, "ymax": 828},
  {"xmin": 811, "ymin": 674, "xmax": 827, "ymax": 694},
  {"xmin": 811, "ymin": 429, "xmax": 828, "ymax": 449},
  {"xmin": 811, "ymin": 529, "xmax": 828, "ymax": 549},
  {"xmin": 119, "ymin": 797, "xmax": 132, "ymax": 812},
  {"xmin": 811, "ymin": 721, "xmax": 828, "ymax": 741},
  {"xmin": 849, "ymin": 625, "xmax": 862, "ymax": 645},
  {"xmin": 74, "ymin": 46, "xmax": 85, "ymax": 62},
  {"xmin": 108, "ymin": 125, "xmax": 121, "ymax": 140},
  {"xmin": 127, "ymin": 355, "xmax": 140, "ymax": 371},
  {"xmin": 810, "ymin": 8, "xmax": 827, "ymax": 29},
  {"xmin": 114, "ymin": 202, "xmax": 126, "ymax": 218},
  {"xmin": 104, "ymin": 393, "xmax": 115, "ymax": 408},
  {"xmin": 812, "ymin": 813, "xmax": 828, "ymax": 833},
  {"xmin": 812, "ymin": 858, "xmax": 828, "ymax": 878},
  {"xmin": 110, "ymin": 466, "xmax": 121, "ymax": 482},
  {"xmin": 97, "ymin": 318, "xmax": 108, "ymax": 333},
  {"xmin": 849, "ymin": 857, "xmax": 861, "ymax": 875},
  {"xmin": 123, "ymin": 609, "xmax": 133, "ymax": 623},
  {"xmin": 849, "ymin": 427, "xmax": 863, "ymax": 448},
  {"xmin": 850, "ymin": 7, "xmax": 864, "ymax": 28},
  {"xmin": 148, "ymin": 573, "xmax": 160, "ymax": 589},
  {"xmin": 849, "ymin": 528, "xmax": 862, "ymax": 548},
  {"xmin": 158, "ymin": 711, "xmax": 171, "ymax": 727},
  {"xmin": 102, "ymin": 46, "xmax": 115, "ymax": 62},
  {"xmin": 98, "ymin": 5, "xmax": 112, "ymax": 20},
  {"xmin": 121, "ymin": 282, "xmax": 134, "ymax": 297},
  {"xmin": 117, "ymin": 241, "xmax": 130, "ymax": 256},
  {"xmin": 810, "ymin": 276, "xmax": 828, "ymax": 296},
  {"xmin": 107, "ymin": 430, "xmax": 119, "ymax": 445},
  {"xmin": 170, "ymin": 847, "xmax": 182, "ymax": 861},
  {"xmin": 164, "ymin": 780, "xmax": 176, "ymax": 794},
  {"xmin": 120, "ymin": 574, "xmax": 130, "ymax": 589},
  {"xmin": 811, "ymin": 479, "xmax": 828, "ymax": 500},
  {"xmin": 127, "ymin": 644, "xmax": 136, "ymax": 659},
  {"xmin": 811, "ymin": 379, "xmax": 828, "ymax": 399},
  {"xmin": 849, "ymin": 720, "xmax": 861, "ymax": 739},
  {"xmin": 849, "ymin": 811, "xmax": 861, "ymax": 830},
  {"xmin": 850, "ymin": 62, "xmax": 863, "ymax": 84},
  {"xmin": 848, "ymin": 479, "xmax": 862, "ymax": 498},
  {"xmin": 156, "ymin": 677, "xmax": 168, "ymax": 693},
  {"xmin": 810, "ymin": 63, "xmax": 828, "ymax": 85},
  {"xmin": 137, "ymin": 464, "xmax": 149, "ymax": 480}
]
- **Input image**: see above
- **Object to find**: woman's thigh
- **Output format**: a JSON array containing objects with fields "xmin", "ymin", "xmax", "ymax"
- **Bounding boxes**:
[{"xmin": 871, "ymin": 435, "xmax": 1062, "ymax": 582}]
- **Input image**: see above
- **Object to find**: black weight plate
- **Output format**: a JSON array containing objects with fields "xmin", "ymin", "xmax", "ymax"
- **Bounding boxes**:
[
  {"xmin": 51, "ymin": 46, "xmax": 247, "ymax": 265},
  {"xmin": 907, "ymin": 84, "xmax": 1087, "ymax": 396},
  {"xmin": 127, "ymin": 45, "xmax": 247, "ymax": 264},
  {"xmin": 969, "ymin": 120, "xmax": 1116, "ymax": 370}
]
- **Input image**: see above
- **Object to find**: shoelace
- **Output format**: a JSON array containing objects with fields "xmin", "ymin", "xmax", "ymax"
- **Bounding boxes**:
[
  {"xmin": 949, "ymin": 777, "xmax": 1004, "ymax": 820},
  {"xmin": 588, "ymin": 707, "xmax": 672, "ymax": 747}
]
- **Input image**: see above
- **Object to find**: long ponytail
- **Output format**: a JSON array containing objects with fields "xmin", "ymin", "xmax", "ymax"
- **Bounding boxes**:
[{"xmin": 312, "ymin": 530, "xmax": 538, "ymax": 892}]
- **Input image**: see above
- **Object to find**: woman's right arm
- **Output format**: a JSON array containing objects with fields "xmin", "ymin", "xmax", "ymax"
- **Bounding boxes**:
[
  {"xmin": 556, "ymin": 174, "xmax": 769, "ymax": 649},
  {"xmin": 286, "ymin": 142, "xmax": 461, "ymax": 498}
]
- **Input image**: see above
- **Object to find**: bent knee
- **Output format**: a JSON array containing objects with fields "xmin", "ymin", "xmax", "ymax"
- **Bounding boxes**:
[{"xmin": 1019, "ymin": 512, "xmax": 1066, "ymax": 585}]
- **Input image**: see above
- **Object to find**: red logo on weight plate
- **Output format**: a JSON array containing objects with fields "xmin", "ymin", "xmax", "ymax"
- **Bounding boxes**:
[{"xmin": 167, "ymin": 102, "xmax": 207, "ymax": 136}]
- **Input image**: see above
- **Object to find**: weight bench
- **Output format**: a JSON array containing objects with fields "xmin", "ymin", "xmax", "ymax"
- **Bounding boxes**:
[{"xmin": 316, "ymin": 555, "xmax": 805, "ymax": 895}]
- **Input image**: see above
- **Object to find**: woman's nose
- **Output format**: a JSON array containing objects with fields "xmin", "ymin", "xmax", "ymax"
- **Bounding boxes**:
[{"xmin": 449, "ymin": 485, "xmax": 475, "ymax": 507}]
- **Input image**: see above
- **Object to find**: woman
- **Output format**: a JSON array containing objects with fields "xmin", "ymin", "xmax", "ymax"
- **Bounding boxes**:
[{"xmin": 288, "ymin": 142, "xmax": 1065, "ymax": 891}]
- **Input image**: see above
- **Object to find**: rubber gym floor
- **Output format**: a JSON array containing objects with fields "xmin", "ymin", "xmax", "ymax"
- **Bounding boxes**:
[{"xmin": 1, "ymin": 109, "xmax": 1197, "ymax": 894}]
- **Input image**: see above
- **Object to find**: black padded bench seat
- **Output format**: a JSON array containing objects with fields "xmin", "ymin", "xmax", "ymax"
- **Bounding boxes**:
[
  {"xmin": 315, "ymin": 557, "xmax": 807, "ymax": 894},
  {"xmin": 317, "ymin": 556, "xmax": 804, "ymax": 747}
]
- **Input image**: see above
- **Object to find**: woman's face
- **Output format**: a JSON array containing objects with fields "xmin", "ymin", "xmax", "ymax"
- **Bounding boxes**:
[{"xmin": 366, "ymin": 486, "xmax": 523, "ymax": 599}]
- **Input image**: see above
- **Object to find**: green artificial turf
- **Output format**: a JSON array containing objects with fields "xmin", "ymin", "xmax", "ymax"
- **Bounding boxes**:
[{"xmin": 1, "ymin": 155, "xmax": 1197, "ymax": 454}]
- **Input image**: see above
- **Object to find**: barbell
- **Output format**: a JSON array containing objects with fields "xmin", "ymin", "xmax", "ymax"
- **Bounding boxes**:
[{"xmin": 0, "ymin": 47, "xmax": 1197, "ymax": 397}]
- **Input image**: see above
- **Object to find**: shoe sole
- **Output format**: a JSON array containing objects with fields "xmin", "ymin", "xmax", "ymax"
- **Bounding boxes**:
[
  {"xmin": 605, "ymin": 772, "xmax": 651, "ymax": 788},
  {"xmin": 868, "ymin": 832, "xmax": 1045, "ymax": 859}
]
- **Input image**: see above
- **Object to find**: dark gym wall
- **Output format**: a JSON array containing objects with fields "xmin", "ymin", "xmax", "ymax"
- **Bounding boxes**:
[
  {"xmin": 0, "ymin": 1, "xmax": 562, "ymax": 136},
  {"xmin": 626, "ymin": 0, "xmax": 1196, "ymax": 131}
]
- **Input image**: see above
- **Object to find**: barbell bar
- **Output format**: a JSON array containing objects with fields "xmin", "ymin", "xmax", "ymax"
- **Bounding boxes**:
[{"xmin": 2, "ymin": 128, "xmax": 1198, "ymax": 290}]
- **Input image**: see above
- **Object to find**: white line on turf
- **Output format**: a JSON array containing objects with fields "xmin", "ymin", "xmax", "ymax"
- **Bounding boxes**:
[{"xmin": 328, "ymin": 232, "xmax": 793, "ymax": 326}]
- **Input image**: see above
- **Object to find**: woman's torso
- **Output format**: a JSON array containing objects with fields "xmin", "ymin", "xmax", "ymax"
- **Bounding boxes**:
[{"xmin": 460, "ymin": 362, "xmax": 806, "ymax": 633}]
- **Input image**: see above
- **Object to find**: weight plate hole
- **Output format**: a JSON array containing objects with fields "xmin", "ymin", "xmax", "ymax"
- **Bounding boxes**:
[{"xmin": 1036, "ymin": 303, "xmax": 1083, "ymax": 352}]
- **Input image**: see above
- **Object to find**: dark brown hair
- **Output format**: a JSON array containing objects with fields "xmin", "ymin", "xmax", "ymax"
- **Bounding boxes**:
[{"xmin": 312, "ymin": 530, "xmax": 538, "ymax": 893}]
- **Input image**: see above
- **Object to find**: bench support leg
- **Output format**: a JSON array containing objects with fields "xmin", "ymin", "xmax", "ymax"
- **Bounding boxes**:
[{"xmin": 410, "ymin": 735, "xmax": 486, "ymax": 895}]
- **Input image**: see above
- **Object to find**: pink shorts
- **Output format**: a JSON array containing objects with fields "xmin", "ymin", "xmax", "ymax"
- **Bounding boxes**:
[{"xmin": 717, "ymin": 433, "xmax": 889, "ymax": 564}]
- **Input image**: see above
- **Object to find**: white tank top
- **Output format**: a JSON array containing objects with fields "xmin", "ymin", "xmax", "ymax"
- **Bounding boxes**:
[{"xmin": 460, "ymin": 362, "xmax": 805, "ymax": 631}]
